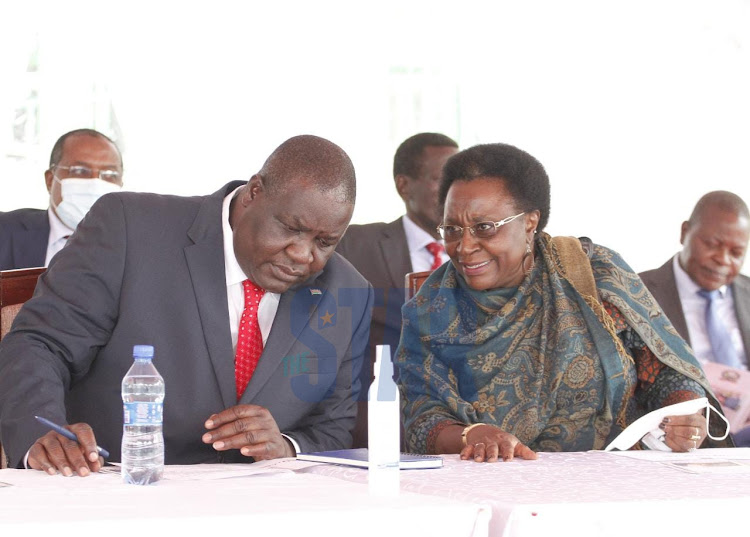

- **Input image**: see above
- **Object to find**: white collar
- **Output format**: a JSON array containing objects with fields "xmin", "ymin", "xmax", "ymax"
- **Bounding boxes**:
[
  {"xmin": 47, "ymin": 206, "xmax": 74, "ymax": 241},
  {"xmin": 402, "ymin": 214, "xmax": 443, "ymax": 254},
  {"xmin": 222, "ymin": 185, "xmax": 248, "ymax": 287}
]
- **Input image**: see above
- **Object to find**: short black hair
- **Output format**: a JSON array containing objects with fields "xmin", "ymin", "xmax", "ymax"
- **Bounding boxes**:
[
  {"xmin": 438, "ymin": 143, "xmax": 551, "ymax": 231},
  {"xmin": 260, "ymin": 134, "xmax": 356, "ymax": 204},
  {"xmin": 49, "ymin": 128, "xmax": 122, "ymax": 168},
  {"xmin": 393, "ymin": 132, "xmax": 458, "ymax": 179}
]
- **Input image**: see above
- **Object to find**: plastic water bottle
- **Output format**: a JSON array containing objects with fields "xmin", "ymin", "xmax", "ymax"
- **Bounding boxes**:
[
  {"xmin": 121, "ymin": 345, "xmax": 165, "ymax": 485},
  {"xmin": 368, "ymin": 345, "xmax": 400, "ymax": 497}
]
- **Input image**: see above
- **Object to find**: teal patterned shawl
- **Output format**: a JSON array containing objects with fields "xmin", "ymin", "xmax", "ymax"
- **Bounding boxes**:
[{"xmin": 397, "ymin": 233, "xmax": 719, "ymax": 452}]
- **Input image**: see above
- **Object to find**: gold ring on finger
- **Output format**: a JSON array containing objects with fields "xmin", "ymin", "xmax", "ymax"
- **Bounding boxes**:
[{"xmin": 690, "ymin": 434, "xmax": 701, "ymax": 441}]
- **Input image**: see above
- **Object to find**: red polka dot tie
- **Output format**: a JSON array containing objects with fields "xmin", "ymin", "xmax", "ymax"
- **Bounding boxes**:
[
  {"xmin": 235, "ymin": 279, "xmax": 266, "ymax": 401},
  {"xmin": 426, "ymin": 242, "xmax": 445, "ymax": 271}
]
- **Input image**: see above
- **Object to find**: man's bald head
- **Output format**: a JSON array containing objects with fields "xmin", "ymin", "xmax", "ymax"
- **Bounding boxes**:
[
  {"xmin": 259, "ymin": 135, "xmax": 356, "ymax": 204},
  {"xmin": 689, "ymin": 190, "xmax": 749, "ymax": 225},
  {"xmin": 679, "ymin": 190, "xmax": 750, "ymax": 291}
]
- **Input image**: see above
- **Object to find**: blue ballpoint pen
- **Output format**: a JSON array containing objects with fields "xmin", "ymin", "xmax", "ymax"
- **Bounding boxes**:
[{"xmin": 34, "ymin": 416, "xmax": 110, "ymax": 459}]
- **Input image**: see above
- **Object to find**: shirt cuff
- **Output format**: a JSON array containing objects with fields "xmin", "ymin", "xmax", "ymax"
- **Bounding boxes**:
[
  {"xmin": 23, "ymin": 449, "xmax": 30, "ymax": 469},
  {"xmin": 281, "ymin": 433, "xmax": 300, "ymax": 456}
]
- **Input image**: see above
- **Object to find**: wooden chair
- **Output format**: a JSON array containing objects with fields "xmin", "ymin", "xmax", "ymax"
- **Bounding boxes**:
[
  {"xmin": 0, "ymin": 267, "xmax": 45, "ymax": 309},
  {"xmin": 404, "ymin": 270, "xmax": 432, "ymax": 301},
  {"xmin": 0, "ymin": 267, "xmax": 45, "ymax": 469}
]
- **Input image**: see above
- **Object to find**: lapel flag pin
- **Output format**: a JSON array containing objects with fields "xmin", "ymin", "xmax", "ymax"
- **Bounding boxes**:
[{"xmin": 310, "ymin": 288, "xmax": 322, "ymax": 295}]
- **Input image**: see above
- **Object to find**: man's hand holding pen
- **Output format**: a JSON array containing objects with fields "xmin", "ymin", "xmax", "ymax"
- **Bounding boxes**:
[{"xmin": 29, "ymin": 422, "xmax": 104, "ymax": 477}]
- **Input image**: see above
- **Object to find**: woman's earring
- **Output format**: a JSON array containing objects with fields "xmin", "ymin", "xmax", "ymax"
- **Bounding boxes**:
[{"xmin": 522, "ymin": 238, "xmax": 535, "ymax": 275}]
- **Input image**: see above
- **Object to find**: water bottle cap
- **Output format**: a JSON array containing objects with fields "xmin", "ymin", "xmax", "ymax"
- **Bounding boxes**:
[{"xmin": 133, "ymin": 345, "xmax": 154, "ymax": 359}]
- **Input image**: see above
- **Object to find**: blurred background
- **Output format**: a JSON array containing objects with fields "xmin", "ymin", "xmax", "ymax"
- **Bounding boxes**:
[{"xmin": 1, "ymin": 0, "xmax": 749, "ymax": 273}]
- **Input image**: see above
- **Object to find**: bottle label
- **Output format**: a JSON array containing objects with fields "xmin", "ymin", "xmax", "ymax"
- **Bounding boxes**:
[{"xmin": 123, "ymin": 402, "xmax": 163, "ymax": 425}]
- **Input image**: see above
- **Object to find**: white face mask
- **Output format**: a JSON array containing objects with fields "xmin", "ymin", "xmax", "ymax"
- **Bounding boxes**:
[{"xmin": 52, "ymin": 176, "xmax": 122, "ymax": 230}]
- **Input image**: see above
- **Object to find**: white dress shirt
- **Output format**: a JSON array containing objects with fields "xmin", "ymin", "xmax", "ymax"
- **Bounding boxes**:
[
  {"xmin": 44, "ymin": 208, "xmax": 75, "ymax": 266},
  {"xmin": 402, "ymin": 214, "xmax": 449, "ymax": 272},
  {"xmin": 673, "ymin": 255, "xmax": 748, "ymax": 369},
  {"xmin": 222, "ymin": 186, "xmax": 299, "ymax": 453}
]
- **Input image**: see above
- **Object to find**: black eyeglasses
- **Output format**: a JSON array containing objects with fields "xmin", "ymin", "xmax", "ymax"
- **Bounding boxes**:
[
  {"xmin": 437, "ymin": 212, "xmax": 525, "ymax": 242},
  {"xmin": 53, "ymin": 165, "xmax": 122, "ymax": 183}
]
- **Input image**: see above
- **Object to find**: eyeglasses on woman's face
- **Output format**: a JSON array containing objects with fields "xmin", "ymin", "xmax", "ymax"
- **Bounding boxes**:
[{"xmin": 436, "ymin": 212, "xmax": 525, "ymax": 242}]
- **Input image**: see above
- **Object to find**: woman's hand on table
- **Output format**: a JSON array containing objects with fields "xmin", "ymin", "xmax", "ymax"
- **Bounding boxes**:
[
  {"xmin": 661, "ymin": 410, "xmax": 707, "ymax": 452},
  {"xmin": 460, "ymin": 424, "xmax": 538, "ymax": 463}
]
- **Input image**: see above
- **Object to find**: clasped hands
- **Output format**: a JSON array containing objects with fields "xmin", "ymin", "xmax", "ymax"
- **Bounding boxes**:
[{"xmin": 28, "ymin": 404, "xmax": 292, "ymax": 477}]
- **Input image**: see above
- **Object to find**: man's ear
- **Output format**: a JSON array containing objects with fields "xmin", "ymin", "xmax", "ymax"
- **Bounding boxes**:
[
  {"xmin": 44, "ymin": 169, "xmax": 54, "ymax": 193},
  {"xmin": 395, "ymin": 174, "xmax": 410, "ymax": 202},
  {"xmin": 680, "ymin": 221, "xmax": 689, "ymax": 245},
  {"xmin": 242, "ymin": 175, "xmax": 264, "ymax": 205}
]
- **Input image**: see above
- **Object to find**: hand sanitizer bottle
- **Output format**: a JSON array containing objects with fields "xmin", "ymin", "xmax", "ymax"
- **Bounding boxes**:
[{"xmin": 368, "ymin": 345, "xmax": 400, "ymax": 497}]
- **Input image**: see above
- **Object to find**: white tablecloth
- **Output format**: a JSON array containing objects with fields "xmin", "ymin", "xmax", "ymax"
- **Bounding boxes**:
[
  {"xmin": 0, "ymin": 464, "xmax": 489, "ymax": 537},
  {"xmin": 301, "ymin": 449, "xmax": 750, "ymax": 537}
]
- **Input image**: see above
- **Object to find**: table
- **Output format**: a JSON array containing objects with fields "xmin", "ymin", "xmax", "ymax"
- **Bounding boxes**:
[
  {"xmin": 302, "ymin": 449, "xmax": 750, "ymax": 537},
  {"xmin": 0, "ymin": 464, "xmax": 489, "ymax": 537}
]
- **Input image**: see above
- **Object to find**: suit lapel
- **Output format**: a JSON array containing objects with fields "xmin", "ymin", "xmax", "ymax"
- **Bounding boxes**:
[
  {"xmin": 379, "ymin": 218, "xmax": 412, "ymax": 289},
  {"xmin": 15, "ymin": 210, "xmax": 49, "ymax": 268},
  {"xmin": 185, "ymin": 182, "xmax": 244, "ymax": 409},
  {"xmin": 240, "ymin": 277, "xmax": 326, "ymax": 403}
]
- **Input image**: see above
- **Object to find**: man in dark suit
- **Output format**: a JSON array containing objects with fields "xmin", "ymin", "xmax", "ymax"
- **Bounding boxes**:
[
  {"xmin": 0, "ymin": 135, "xmax": 373, "ymax": 474},
  {"xmin": 640, "ymin": 191, "xmax": 750, "ymax": 446},
  {"xmin": 639, "ymin": 191, "xmax": 750, "ymax": 366},
  {"xmin": 336, "ymin": 132, "xmax": 457, "ymax": 447},
  {"xmin": 0, "ymin": 128, "xmax": 123, "ymax": 270}
]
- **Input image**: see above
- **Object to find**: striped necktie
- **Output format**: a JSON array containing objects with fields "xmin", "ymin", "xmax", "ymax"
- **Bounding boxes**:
[{"xmin": 697, "ymin": 288, "xmax": 743, "ymax": 369}]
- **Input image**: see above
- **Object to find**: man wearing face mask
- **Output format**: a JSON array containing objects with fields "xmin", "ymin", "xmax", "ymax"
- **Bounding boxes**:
[{"xmin": 0, "ymin": 128, "xmax": 123, "ymax": 270}]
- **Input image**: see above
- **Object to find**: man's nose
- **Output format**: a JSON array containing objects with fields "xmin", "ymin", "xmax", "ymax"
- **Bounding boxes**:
[{"xmin": 287, "ymin": 239, "xmax": 315, "ymax": 266}]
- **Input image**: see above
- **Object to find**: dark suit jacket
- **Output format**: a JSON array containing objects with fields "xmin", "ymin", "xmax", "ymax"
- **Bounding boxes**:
[
  {"xmin": 0, "ymin": 208, "xmax": 49, "ymax": 270},
  {"xmin": 639, "ymin": 258, "xmax": 750, "ymax": 361},
  {"xmin": 336, "ymin": 218, "xmax": 411, "ymax": 446},
  {"xmin": 0, "ymin": 182, "xmax": 373, "ymax": 467}
]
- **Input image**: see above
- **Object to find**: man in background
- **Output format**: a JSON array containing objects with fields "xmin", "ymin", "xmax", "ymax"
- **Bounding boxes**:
[
  {"xmin": 639, "ymin": 190, "xmax": 750, "ymax": 444},
  {"xmin": 0, "ymin": 135, "xmax": 372, "ymax": 473},
  {"xmin": 336, "ymin": 132, "xmax": 457, "ymax": 447},
  {"xmin": 0, "ymin": 128, "xmax": 123, "ymax": 270}
]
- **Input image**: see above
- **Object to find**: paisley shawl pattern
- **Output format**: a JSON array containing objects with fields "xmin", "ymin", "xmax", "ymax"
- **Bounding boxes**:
[{"xmin": 397, "ymin": 233, "xmax": 725, "ymax": 454}]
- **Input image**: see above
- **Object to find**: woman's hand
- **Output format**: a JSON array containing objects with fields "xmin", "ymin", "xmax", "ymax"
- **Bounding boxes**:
[
  {"xmin": 661, "ymin": 411, "xmax": 706, "ymax": 452},
  {"xmin": 460, "ymin": 424, "xmax": 538, "ymax": 463}
]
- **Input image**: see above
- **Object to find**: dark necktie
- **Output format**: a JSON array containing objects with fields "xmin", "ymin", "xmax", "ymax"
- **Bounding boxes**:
[
  {"xmin": 235, "ymin": 279, "xmax": 266, "ymax": 400},
  {"xmin": 426, "ymin": 242, "xmax": 445, "ymax": 271},
  {"xmin": 697, "ymin": 289, "xmax": 743, "ymax": 369}
]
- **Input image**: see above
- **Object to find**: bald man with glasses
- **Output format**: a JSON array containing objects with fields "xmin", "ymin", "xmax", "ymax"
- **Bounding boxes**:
[{"xmin": 0, "ymin": 128, "xmax": 123, "ymax": 270}]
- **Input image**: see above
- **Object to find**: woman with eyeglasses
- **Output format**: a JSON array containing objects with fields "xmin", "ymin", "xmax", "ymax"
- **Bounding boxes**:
[{"xmin": 396, "ymin": 143, "xmax": 731, "ymax": 462}]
